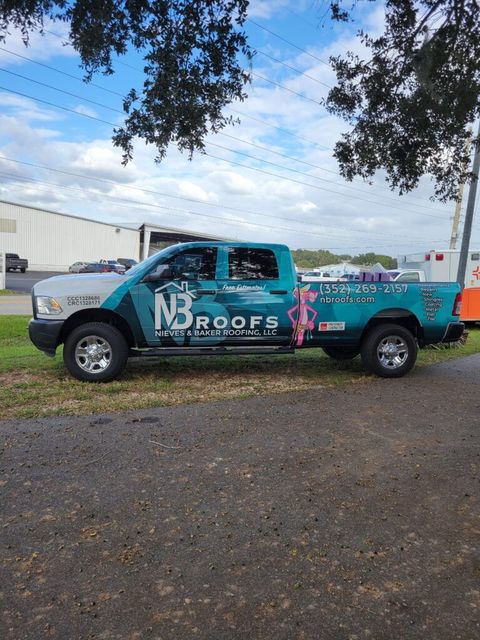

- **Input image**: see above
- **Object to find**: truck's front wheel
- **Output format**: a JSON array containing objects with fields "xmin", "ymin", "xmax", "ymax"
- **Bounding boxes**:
[
  {"xmin": 63, "ymin": 322, "xmax": 128, "ymax": 382},
  {"xmin": 361, "ymin": 324, "xmax": 417, "ymax": 378}
]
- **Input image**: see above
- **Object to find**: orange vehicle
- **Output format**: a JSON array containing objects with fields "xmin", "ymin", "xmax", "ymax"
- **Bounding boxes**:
[{"xmin": 460, "ymin": 287, "xmax": 480, "ymax": 324}]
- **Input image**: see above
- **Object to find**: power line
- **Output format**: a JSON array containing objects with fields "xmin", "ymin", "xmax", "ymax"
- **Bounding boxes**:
[
  {"xmin": 0, "ymin": 63, "xmax": 450, "ymax": 214},
  {"xmin": 205, "ymin": 147, "xmax": 458, "ymax": 225},
  {"xmin": 2, "ymin": 170, "xmax": 421, "ymax": 246},
  {"xmin": 255, "ymin": 49, "xmax": 331, "ymax": 88},
  {"xmin": 227, "ymin": 107, "xmax": 330, "ymax": 150},
  {"xmin": 1, "ymin": 177, "xmax": 447, "ymax": 252},
  {"xmin": 0, "ymin": 83, "xmax": 459, "ymax": 225},
  {"xmin": 0, "ymin": 168, "xmax": 452, "ymax": 251},
  {"xmin": 0, "ymin": 47, "xmax": 124, "ymax": 97},
  {"xmin": 0, "ymin": 85, "xmax": 117, "ymax": 126},
  {"xmin": 247, "ymin": 18, "xmax": 330, "ymax": 67},
  {"xmin": 217, "ymin": 132, "xmax": 449, "ymax": 215},
  {"xmin": 0, "ymin": 170, "xmax": 348, "ymax": 240},
  {"xmin": 1, "ymin": 41, "xmax": 332, "ymax": 154},
  {"xmin": 250, "ymin": 71, "xmax": 321, "ymax": 105},
  {"xmin": 0, "ymin": 67, "xmax": 124, "ymax": 114},
  {"xmin": 0, "ymin": 157, "xmax": 441, "ymax": 243}
]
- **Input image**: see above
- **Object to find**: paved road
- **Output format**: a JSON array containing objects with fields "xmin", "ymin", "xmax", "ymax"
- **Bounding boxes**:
[
  {"xmin": 0, "ymin": 295, "xmax": 32, "ymax": 315},
  {"xmin": 1, "ymin": 355, "xmax": 480, "ymax": 639},
  {"xmin": 5, "ymin": 271, "xmax": 64, "ymax": 293}
]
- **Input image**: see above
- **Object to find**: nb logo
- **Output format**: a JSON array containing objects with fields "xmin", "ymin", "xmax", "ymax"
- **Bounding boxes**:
[{"xmin": 154, "ymin": 282, "xmax": 196, "ymax": 331}]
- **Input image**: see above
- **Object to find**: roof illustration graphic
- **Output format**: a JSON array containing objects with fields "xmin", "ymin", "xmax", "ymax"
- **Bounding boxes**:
[{"xmin": 154, "ymin": 281, "xmax": 197, "ymax": 298}]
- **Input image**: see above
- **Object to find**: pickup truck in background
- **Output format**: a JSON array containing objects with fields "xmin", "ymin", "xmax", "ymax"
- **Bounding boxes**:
[
  {"xmin": 387, "ymin": 269, "xmax": 426, "ymax": 283},
  {"xmin": 29, "ymin": 242, "xmax": 464, "ymax": 382},
  {"xmin": 6, "ymin": 253, "xmax": 28, "ymax": 273}
]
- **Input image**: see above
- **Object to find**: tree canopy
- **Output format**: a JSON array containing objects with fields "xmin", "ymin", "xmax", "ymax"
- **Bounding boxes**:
[
  {"xmin": 326, "ymin": 0, "xmax": 480, "ymax": 201},
  {"xmin": 350, "ymin": 252, "xmax": 397, "ymax": 269},
  {"xmin": 0, "ymin": 1, "xmax": 251, "ymax": 164},
  {"xmin": 291, "ymin": 248, "xmax": 396, "ymax": 270}
]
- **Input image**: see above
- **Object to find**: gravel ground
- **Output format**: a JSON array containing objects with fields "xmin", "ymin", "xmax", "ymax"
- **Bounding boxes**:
[{"xmin": 1, "ymin": 355, "xmax": 480, "ymax": 640}]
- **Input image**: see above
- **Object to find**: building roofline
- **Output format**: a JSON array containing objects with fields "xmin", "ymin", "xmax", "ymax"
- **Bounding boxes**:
[
  {"xmin": 0, "ymin": 199, "xmax": 235, "ymax": 241},
  {"xmin": 0, "ymin": 199, "xmax": 137, "ymax": 232}
]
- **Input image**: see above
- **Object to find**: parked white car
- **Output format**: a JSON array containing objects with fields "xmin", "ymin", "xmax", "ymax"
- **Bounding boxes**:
[
  {"xmin": 69, "ymin": 261, "xmax": 88, "ymax": 273},
  {"xmin": 300, "ymin": 270, "xmax": 343, "ymax": 283}
]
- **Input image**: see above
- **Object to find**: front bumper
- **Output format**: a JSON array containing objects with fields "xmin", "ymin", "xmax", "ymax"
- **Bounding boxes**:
[
  {"xmin": 441, "ymin": 322, "xmax": 465, "ymax": 343},
  {"xmin": 29, "ymin": 319, "xmax": 64, "ymax": 355}
]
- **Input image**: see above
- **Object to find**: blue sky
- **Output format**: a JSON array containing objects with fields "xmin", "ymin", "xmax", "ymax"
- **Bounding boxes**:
[{"xmin": 0, "ymin": 0, "xmax": 478, "ymax": 257}]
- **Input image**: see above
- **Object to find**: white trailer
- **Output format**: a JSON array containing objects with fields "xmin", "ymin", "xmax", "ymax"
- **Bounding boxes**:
[{"xmin": 398, "ymin": 249, "xmax": 480, "ymax": 288}]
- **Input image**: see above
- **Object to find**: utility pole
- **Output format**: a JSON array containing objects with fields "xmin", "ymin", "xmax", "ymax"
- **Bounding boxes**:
[
  {"xmin": 457, "ymin": 120, "xmax": 480, "ymax": 286},
  {"xmin": 450, "ymin": 132, "xmax": 472, "ymax": 249},
  {"xmin": 450, "ymin": 183, "xmax": 465, "ymax": 249}
]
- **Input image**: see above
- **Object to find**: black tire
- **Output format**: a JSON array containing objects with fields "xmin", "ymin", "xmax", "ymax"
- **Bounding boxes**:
[
  {"xmin": 21, "ymin": 268, "xmax": 26, "ymax": 273},
  {"xmin": 360, "ymin": 323, "xmax": 417, "ymax": 378},
  {"xmin": 322, "ymin": 346, "xmax": 359, "ymax": 360},
  {"xmin": 63, "ymin": 322, "xmax": 128, "ymax": 382}
]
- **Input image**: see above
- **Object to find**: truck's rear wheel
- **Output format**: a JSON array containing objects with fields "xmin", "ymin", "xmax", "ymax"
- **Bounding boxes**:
[
  {"xmin": 361, "ymin": 323, "xmax": 417, "ymax": 378},
  {"xmin": 63, "ymin": 322, "xmax": 128, "ymax": 382},
  {"xmin": 322, "ymin": 346, "xmax": 359, "ymax": 360}
]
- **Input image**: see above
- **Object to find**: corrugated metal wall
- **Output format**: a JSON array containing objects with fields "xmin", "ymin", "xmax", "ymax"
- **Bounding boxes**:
[{"xmin": 0, "ymin": 201, "xmax": 140, "ymax": 271}]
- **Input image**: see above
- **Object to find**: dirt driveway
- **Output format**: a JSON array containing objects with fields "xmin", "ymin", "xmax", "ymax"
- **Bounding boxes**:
[{"xmin": 1, "ymin": 355, "xmax": 479, "ymax": 639}]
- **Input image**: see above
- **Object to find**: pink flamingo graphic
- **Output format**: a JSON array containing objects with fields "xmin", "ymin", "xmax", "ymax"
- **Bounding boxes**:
[{"xmin": 287, "ymin": 284, "xmax": 318, "ymax": 346}]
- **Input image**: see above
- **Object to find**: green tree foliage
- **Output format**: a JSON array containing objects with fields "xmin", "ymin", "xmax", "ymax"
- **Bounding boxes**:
[
  {"xmin": 291, "ymin": 249, "xmax": 396, "ymax": 270},
  {"xmin": 0, "ymin": 1, "xmax": 251, "ymax": 164},
  {"xmin": 291, "ymin": 249, "xmax": 347, "ymax": 269},
  {"xmin": 327, "ymin": 1, "xmax": 480, "ymax": 201},
  {"xmin": 350, "ymin": 253, "xmax": 398, "ymax": 269}
]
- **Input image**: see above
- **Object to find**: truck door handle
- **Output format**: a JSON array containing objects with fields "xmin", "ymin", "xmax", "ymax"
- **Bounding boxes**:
[
  {"xmin": 195, "ymin": 289, "xmax": 217, "ymax": 296},
  {"xmin": 270, "ymin": 289, "xmax": 287, "ymax": 295}
]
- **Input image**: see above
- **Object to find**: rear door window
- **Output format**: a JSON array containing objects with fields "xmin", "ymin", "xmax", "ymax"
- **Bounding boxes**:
[{"xmin": 227, "ymin": 247, "xmax": 279, "ymax": 280}]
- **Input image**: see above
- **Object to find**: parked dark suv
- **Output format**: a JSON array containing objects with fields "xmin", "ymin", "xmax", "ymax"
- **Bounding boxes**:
[{"xmin": 117, "ymin": 258, "xmax": 138, "ymax": 271}]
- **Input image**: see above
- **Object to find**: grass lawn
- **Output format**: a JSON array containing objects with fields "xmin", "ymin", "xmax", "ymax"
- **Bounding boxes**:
[
  {"xmin": 0, "ymin": 289, "xmax": 23, "ymax": 296},
  {"xmin": 1, "ymin": 315, "xmax": 479, "ymax": 421}
]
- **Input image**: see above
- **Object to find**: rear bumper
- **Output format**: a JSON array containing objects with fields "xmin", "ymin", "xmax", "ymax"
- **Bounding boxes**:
[
  {"xmin": 441, "ymin": 322, "xmax": 465, "ymax": 343},
  {"xmin": 29, "ymin": 319, "xmax": 64, "ymax": 355}
]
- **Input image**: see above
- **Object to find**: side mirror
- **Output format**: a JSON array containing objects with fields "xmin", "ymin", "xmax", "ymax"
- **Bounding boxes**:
[{"xmin": 142, "ymin": 265, "xmax": 172, "ymax": 283}]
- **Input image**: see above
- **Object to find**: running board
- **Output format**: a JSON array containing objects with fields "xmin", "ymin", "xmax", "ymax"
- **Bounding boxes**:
[{"xmin": 129, "ymin": 345, "xmax": 295, "ymax": 357}]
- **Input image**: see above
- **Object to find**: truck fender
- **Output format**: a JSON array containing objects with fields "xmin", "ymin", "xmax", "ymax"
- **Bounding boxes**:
[
  {"xmin": 360, "ymin": 309, "xmax": 422, "ymax": 343},
  {"xmin": 59, "ymin": 308, "xmax": 135, "ymax": 348}
]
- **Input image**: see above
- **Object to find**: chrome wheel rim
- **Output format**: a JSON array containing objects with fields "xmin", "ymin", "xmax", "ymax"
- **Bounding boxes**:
[
  {"xmin": 377, "ymin": 335, "xmax": 408, "ymax": 369},
  {"xmin": 75, "ymin": 335, "xmax": 112, "ymax": 373}
]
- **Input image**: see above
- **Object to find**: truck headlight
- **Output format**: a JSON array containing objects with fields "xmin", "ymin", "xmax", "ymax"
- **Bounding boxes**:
[{"xmin": 36, "ymin": 296, "xmax": 63, "ymax": 315}]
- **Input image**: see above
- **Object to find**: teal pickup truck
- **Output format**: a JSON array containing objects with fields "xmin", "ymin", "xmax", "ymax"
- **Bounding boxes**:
[{"xmin": 29, "ymin": 242, "xmax": 464, "ymax": 382}]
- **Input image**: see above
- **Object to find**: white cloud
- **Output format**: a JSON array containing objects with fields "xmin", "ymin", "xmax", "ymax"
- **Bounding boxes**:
[
  {"xmin": 0, "ymin": 94, "xmax": 60, "ymax": 121},
  {"xmin": 0, "ymin": 18, "xmax": 75, "ymax": 66},
  {"xmin": 297, "ymin": 201, "xmax": 317, "ymax": 213},
  {"xmin": 248, "ymin": 0, "xmax": 292, "ymax": 19},
  {"xmin": 178, "ymin": 181, "xmax": 216, "ymax": 202},
  {"xmin": 210, "ymin": 171, "xmax": 256, "ymax": 195}
]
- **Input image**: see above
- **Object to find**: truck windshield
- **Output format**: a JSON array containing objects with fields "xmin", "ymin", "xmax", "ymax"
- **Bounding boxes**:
[{"xmin": 125, "ymin": 246, "xmax": 182, "ymax": 278}]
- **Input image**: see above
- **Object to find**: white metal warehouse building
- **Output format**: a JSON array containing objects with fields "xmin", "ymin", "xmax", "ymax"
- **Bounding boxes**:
[{"xmin": 0, "ymin": 200, "xmax": 226, "ymax": 271}]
